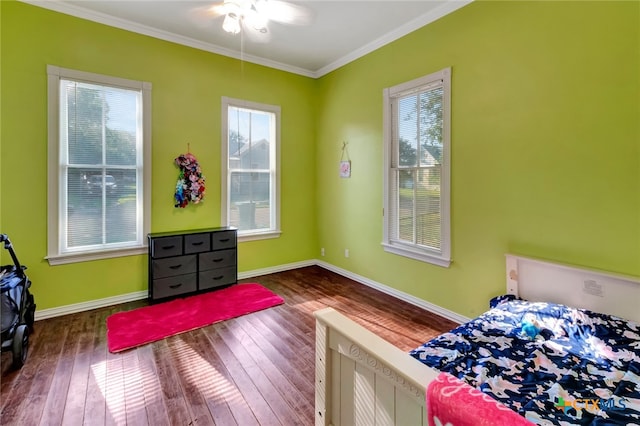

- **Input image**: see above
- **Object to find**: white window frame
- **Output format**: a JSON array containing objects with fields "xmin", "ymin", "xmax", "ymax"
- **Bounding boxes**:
[
  {"xmin": 382, "ymin": 67, "xmax": 451, "ymax": 267},
  {"xmin": 46, "ymin": 65, "xmax": 152, "ymax": 265},
  {"xmin": 221, "ymin": 97, "xmax": 281, "ymax": 241}
]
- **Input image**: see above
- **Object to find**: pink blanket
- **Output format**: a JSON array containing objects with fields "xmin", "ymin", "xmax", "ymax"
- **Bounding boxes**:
[{"xmin": 427, "ymin": 372, "xmax": 533, "ymax": 426}]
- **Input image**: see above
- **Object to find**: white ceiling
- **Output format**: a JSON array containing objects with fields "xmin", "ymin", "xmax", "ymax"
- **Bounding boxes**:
[{"xmin": 23, "ymin": 0, "xmax": 472, "ymax": 78}]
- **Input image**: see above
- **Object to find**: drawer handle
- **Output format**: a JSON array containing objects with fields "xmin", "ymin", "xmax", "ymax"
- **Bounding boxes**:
[
  {"xmin": 169, "ymin": 283, "xmax": 182, "ymax": 289},
  {"xmin": 218, "ymin": 238, "xmax": 230, "ymax": 243},
  {"xmin": 212, "ymin": 275, "xmax": 224, "ymax": 280},
  {"xmin": 169, "ymin": 264, "xmax": 182, "ymax": 269},
  {"xmin": 162, "ymin": 245, "xmax": 175, "ymax": 250},
  {"xmin": 191, "ymin": 241, "xmax": 204, "ymax": 246},
  {"xmin": 212, "ymin": 258, "xmax": 223, "ymax": 263}
]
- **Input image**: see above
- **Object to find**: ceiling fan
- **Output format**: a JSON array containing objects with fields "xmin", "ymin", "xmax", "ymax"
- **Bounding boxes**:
[{"xmin": 194, "ymin": 0, "xmax": 312, "ymax": 40}]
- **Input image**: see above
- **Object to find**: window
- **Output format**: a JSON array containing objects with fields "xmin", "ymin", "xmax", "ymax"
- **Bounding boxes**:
[
  {"xmin": 47, "ymin": 66, "xmax": 151, "ymax": 265},
  {"xmin": 382, "ymin": 67, "xmax": 451, "ymax": 267},
  {"xmin": 221, "ymin": 97, "xmax": 281, "ymax": 241}
]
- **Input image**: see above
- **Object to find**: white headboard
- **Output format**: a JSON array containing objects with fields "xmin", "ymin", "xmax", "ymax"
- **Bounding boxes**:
[{"xmin": 505, "ymin": 254, "xmax": 640, "ymax": 323}]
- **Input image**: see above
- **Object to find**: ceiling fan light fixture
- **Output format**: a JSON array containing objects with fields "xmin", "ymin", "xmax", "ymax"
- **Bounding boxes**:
[
  {"xmin": 221, "ymin": 0, "xmax": 269, "ymax": 35},
  {"xmin": 222, "ymin": 0, "xmax": 242, "ymax": 16},
  {"xmin": 222, "ymin": 14, "xmax": 241, "ymax": 34},
  {"xmin": 246, "ymin": 11, "xmax": 268, "ymax": 33}
]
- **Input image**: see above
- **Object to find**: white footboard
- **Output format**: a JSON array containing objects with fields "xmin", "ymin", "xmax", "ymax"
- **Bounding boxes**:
[{"xmin": 315, "ymin": 307, "xmax": 440, "ymax": 426}]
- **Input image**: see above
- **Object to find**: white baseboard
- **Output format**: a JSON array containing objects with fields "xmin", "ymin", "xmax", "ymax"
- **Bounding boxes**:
[
  {"xmin": 315, "ymin": 260, "xmax": 470, "ymax": 324},
  {"xmin": 33, "ymin": 260, "xmax": 317, "ymax": 321},
  {"xmin": 238, "ymin": 260, "xmax": 316, "ymax": 280},
  {"xmin": 34, "ymin": 259, "xmax": 468, "ymax": 324},
  {"xmin": 35, "ymin": 290, "xmax": 148, "ymax": 321}
]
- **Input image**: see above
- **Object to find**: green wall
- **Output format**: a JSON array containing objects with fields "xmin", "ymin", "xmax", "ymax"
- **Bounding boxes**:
[
  {"xmin": 1, "ymin": 1, "xmax": 638, "ymax": 318},
  {"xmin": 316, "ymin": 0, "xmax": 640, "ymax": 318},
  {"xmin": 0, "ymin": 1, "xmax": 317, "ymax": 309}
]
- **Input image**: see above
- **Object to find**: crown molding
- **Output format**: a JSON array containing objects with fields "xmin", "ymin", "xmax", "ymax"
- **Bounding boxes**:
[
  {"xmin": 313, "ymin": 0, "xmax": 473, "ymax": 78},
  {"xmin": 21, "ymin": 0, "xmax": 471, "ymax": 79},
  {"xmin": 20, "ymin": 0, "xmax": 317, "ymax": 78}
]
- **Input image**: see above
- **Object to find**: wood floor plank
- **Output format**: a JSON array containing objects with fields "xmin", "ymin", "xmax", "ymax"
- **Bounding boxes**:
[
  {"xmin": 136, "ymin": 343, "xmax": 171, "ymax": 426},
  {"xmin": 104, "ymin": 334, "xmax": 127, "ymax": 425},
  {"xmin": 121, "ymin": 349, "xmax": 150, "ymax": 425},
  {"xmin": 151, "ymin": 339, "xmax": 193, "ymax": 425},
  {"xmin": 195, "ymin": 323, "xmax": 261, "ymax": 426},
  {"xmin": 241, "ymin": 311, "xmax": 315, "ymax": 382},
  {"xmin": 165, "ymin": 334, "xmax": 215, "ymax": 426},
  {"xmin": 1, "ymin": 266, "xmax": 457, "ymax": 425},
  {"xmin": 216, "ymin": 320, "xmax": 307, "ymax": 425},
  {"xmin": 3, "ymin": 316, "xmax": 69, "ymax": 425},
  {"xmin": 182, "ymin": 328, "xmax": 238, "ymax": 426},
  {"xmin": 231, "ymin": 316, "xmax": 314, "ymax": 423},
  {"xmin": 0, "ymin": 318, "xmax": 52, "ymax": 416},
  {"xmin": 82, "ymin": 306, "xmax": 112, "ymax": 426},
  {"xmin": 202, "ymin": 324, "xmax": 274, "ymax": 425},
  {"xmin": 61, "ymin": 309, "xmax": 97, "ymax": 425},
  {"xmin": 39, "ymin": 312, "xmax": 90, "ymax": 425}
]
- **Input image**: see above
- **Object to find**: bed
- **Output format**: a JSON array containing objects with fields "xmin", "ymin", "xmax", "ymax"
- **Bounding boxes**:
[{"xmin": 314, "ymin": 254, "xmax": 640, "ymax": 425}]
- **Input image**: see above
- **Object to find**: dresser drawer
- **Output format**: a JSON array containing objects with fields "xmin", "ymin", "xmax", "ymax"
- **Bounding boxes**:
[
  {"xmin": 152, "ymin": 255, "xmax": 196, "ymax": 279},
  {"xmin": 185, "ymin": 233, "xmax": 211, "ymax": 254},
  {"xmin": 211, "ymin": 231, "xmax": 236, "ymax": 250},
  {"xmin": 198, "ymin": 267, "xmax": 237, "ymax": 290},
  {"xmin": 151, "ymin": 236, "xmax": 182, "ymax": 258},
  {"xmin": 153, "ymin": 273, "xmax": 197, "ymax": 299},
  {"xmin": 199, "ymin": 249, "xmax": 236, "ymax": 271}
]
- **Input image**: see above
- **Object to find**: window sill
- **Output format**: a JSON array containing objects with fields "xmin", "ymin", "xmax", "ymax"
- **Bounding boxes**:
[
  {"xmin": 382, "ymin": 242, "xmax": 451, "ymax": 268},
  {"xmin": 238, "ymin": 230, "xmax": 282, "ymax": 243},
  {"xmin": 46, "ymin": 246, "xmax": 147, "ymax": 266}
]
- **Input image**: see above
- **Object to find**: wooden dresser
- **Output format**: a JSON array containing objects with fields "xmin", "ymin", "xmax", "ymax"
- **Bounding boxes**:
[{"xmin": 147, "ymin": 227, "xmax": 237, "ymax": 302}]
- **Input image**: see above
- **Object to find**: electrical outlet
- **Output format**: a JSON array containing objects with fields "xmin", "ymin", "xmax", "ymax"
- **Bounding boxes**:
[
  {"xmin": 345, "ymin": 249, "xmax": 349, "ymax": 258},
  {"xmin": 321, "ymin": 248, "xmax": 325, "ymax": 257}
]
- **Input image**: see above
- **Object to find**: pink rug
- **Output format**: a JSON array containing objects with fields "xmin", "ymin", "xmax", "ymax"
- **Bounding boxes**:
[{"xmin": 106, "ymin": 283, "xmax": 284, "ymax": 353}]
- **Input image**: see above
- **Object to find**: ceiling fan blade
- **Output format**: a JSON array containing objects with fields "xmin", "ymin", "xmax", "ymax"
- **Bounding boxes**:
[
  {"xmin": 242, "ymin": 22, "xmax": 272, "ymax": 43},
  {"xmin": 188, "ymin": 4, "xmax": 226, "ymax": 28},
  {"xmin": 260, "ymin": 0, "xmax": 313, "ymax": 26}
]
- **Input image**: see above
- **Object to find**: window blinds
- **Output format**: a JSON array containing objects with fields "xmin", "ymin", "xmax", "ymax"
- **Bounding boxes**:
[
  {"xmin": 389, "ymin": 81, "xmax": 444, "ymax": 252},
  {"xmin": 60, "ymin": 79, "xmax": 143, "ymax": 252}
]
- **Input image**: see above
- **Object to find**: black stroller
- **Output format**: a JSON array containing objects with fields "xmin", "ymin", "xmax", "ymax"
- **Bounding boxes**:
[{"xmin": 1, "ymin": 234, "xmax": 36, "ymax": 368}]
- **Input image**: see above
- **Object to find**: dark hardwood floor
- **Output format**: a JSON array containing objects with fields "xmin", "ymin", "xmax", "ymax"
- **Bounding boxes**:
[{"xmin": 0, "ymin": 266, "xmax": 457, "ymax": 425}]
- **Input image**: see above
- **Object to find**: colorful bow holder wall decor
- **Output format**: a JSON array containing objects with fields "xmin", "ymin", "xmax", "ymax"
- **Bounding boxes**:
[{"xmin": 174, "ymin": 151, "xmax": 206, "ymax": 208}]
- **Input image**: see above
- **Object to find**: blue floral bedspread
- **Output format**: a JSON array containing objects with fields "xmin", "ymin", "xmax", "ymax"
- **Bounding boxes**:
[{"xmin": 409, "ymin": 296, "xmax": 640, "ymax": 425}]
